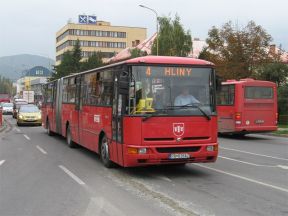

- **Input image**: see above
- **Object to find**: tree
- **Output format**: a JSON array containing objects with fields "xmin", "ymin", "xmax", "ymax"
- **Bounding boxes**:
[
  {"xmin": 199, "ymin": 21, "xmax": 273, "ymax": 80},
  {"xmin": 81, "ymin": 51, "xmax": 104, "ymax": 71},
  {"xmin": 254, "ymin": 63, "xmax": 288, "ymax": 87},
  {"xmin": 0, "ymin": 75, "xmax": 15, "ymax": 95},
  {"xmin": 278, "ymin": 84, "xmax": 288, "ymax": 115},
  {"xmin": 130, "ymin": 48, "xmax": 147, "ymax": 58},
  {"xmin": 152, "ymin": 14, "xmax": 192, "ymax": 56},
  {"xmin": 51, "ymin": 40, "xmax": 82, "ymax": 80}
]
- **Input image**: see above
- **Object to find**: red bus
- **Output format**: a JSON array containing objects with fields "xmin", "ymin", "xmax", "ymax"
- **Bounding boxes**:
[
  {"xmin": 217, "ymin": 78, "xmax": 278, "ymax": 136},
  {"xmin": 42, "ymin": 56, "xmax": 218, "ymax": 167},
  {"xmin": 0, "ymin": 94, "xmax": 10, "ymax": 103}
]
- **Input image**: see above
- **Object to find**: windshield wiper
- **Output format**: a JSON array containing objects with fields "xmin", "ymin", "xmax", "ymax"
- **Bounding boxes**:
[
  {"xmin": 142, "ymin": 109, "xmax": 168, "ymax": 122},
  {"xmin": 168, "ymin": 103, "xmax": 211, "ymax": 121}
]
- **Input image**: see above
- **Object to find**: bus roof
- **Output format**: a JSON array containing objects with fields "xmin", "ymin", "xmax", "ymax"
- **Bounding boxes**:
[
  {"xmin": 222, "ymin": 78, "xmax": 276, "ymax": 86},
  {"xmin": 125, "ymin": 56, "xmax": 214, "ymax": 66},
  {"xmin": 52, "ymin": 56, "xmax": 214, "ymax": 81}
]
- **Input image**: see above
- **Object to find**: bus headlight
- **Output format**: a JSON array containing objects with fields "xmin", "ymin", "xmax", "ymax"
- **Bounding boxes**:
[
  {"xmin": 138, "ymin": 148, "xmax": 147, "ymax": 154},
  {"xmin": 206, "ymin": 145, "xmax": 216, "ymax": 152}
]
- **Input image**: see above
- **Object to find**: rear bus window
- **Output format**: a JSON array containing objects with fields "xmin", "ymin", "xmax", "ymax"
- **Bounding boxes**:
[
  {"xmin": 245, "ymin": 87, "xmax": 273, "ymax": 99},
  {"xmin": 217, "ymin": 85, "xmax": 235, "ymax": 105}
]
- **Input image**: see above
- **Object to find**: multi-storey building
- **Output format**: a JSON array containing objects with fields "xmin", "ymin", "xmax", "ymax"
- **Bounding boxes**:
[{"xmin": 56, "ymin": 19, "xmax": 147, "ymax": 65}]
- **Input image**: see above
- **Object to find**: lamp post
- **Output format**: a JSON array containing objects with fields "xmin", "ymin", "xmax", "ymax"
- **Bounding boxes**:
[{"xmin": 139, "ymin": 4, "xmax": 159, "ymax": 56}]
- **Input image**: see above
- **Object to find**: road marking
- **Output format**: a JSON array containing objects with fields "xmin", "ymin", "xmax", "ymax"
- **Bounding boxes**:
[
  {"xmin": 277, "ymin": 165, "xmax": 288, "ymax": 170},
  {"xmin": 218, "ymin": 156, "xmax": 276, "ymax": 167},
  {"xmin": 194, "ymin": 164, "xmax": 288, "ymax": 193},
  {"xmin": 36, "ymin": 145, "xmax": 47, "ymax": 155},
  {"xmin": 84, "ymin": 197, "xmax": 126, "ymax": 216},
  {"xmin": 149, "ymin": 174, "xmax": 172, "ymax": 182},
  {"xmin": 220, "ymin": 147, "xmax": 288, "ymax": 161},
  {"xmin": 0, "ymin": 160, "xmax": 5, "ymax": 166},
  {"xmin": 23, "ymin": 134, "xmax": 30, "ymax": 140},
  {"xmin": 59, "ymin": 165, "xmax": 85, "ymax": 185},
  {"xmin": 13, "ymin": 127, "xmax": 21, "ymax": 132}
]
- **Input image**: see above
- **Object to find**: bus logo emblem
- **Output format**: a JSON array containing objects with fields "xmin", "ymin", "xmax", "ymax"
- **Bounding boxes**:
[{"xmin": 173, "ymin": 123, "xmax": 184, "ymax": 136}]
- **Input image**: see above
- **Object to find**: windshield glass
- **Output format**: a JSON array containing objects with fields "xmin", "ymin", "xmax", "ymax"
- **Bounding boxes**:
[
  {"xmin": 19, "ymin": 105, "xmax": 40, "ymax": 113},
  {"xmin": 129, "ymin": 66, "xmax": 215, "ymax": 116},
  {"xmin": 2, "ymin": 103, "xmax": 13, "ymax": 107}
]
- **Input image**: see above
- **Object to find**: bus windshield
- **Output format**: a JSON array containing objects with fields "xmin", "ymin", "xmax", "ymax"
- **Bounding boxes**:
[{"xmin": 129, "ymin": 66, "xmax": 215, "ymax": 116}]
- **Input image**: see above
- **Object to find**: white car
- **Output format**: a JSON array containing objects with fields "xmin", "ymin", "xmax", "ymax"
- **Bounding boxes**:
[{"xmin": 1, "ymin": 102, "xmax": 13, "ymax": 114}]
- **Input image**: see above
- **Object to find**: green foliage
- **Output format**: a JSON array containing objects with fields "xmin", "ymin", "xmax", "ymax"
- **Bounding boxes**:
[
  {"xmin": 152, "ymin": 14, "xmax": 192, "ymax": 56},
  {"xmin": 0, "ymin": 75, "xmax": 15, "ymax": 95},
  {"xmin": 51, "ymin": 51, "xmax": 74, "ymax": 80},
  {"xmin": 130, "ymin": 48, "xmax": 147, "ymax": 58},
  {"xmin": 81, "ymin": 52, "xmax": 104, "ymax": 71},
  {"xmin": 254, "ymin": 63, "xmax": 288, "ymax": 87},
  {"xmin": 200, "ymin": 21, "xmax": 272, "ymax": 80},
  {"xmin": 278, "ymin": 84, "xmax": 288, "ymax": 115}
]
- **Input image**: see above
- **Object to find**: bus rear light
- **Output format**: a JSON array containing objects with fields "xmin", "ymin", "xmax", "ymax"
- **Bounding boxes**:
[{"xmin": 235, "ymin": 112, "xmax": 241, "ymax": 120}]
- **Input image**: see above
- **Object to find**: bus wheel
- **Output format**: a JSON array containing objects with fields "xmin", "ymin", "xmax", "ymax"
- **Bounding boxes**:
[
  {"xmin": 66, "ymin": 125, "xmax": 76, "ymax": 148},
  {"xmin": 46, "ymin": 120, "xmax": 54, "ymax": 136},
  {"xmin": 100, "ymin": 136, "xmax": 113, "ymax": 168}
]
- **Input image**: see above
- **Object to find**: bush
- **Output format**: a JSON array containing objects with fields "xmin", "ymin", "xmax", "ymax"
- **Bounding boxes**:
[{"xmin": 278, "ymin": 84, "xmax": 288, "ymax": 115}]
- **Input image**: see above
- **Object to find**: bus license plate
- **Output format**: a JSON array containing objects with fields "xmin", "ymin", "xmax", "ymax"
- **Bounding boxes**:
[
  {"xmin": 255, "ymin": 120, "xmax": 264, "ymax": 124},
  {"xmin": 169, "ymin": 153, "xmax": 190, "ymax": 160}
]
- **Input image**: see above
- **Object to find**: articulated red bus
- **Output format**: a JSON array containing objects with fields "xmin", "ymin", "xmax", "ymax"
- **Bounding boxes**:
[
  {"xmin": 217, "ymin": 78, "xmax": 278, "ymax": 136},
  {"xmin": 42, "ymin": 56, "xmax": 218, "ymax": 167}
]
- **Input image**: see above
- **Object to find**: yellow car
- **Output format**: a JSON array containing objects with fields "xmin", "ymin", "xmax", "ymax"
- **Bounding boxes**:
[{"xmin": 17, "ymin": 104, "xmax": 42, "ymax": 126}]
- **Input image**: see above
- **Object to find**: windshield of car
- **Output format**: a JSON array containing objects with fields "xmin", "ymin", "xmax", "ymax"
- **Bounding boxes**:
[
  {"xmin": 2, "ymin": 103, "xmax": 13, "ymax": 107},
  {"xmin": 129, "ymin": 66, "xmax": 216, "ymax": 116},
  {"xmin": 19, "ymin": 105, "xmax": 40, "ymax": 113}
]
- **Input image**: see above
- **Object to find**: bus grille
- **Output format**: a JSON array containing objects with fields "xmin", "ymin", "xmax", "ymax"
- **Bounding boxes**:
[{"xmin": 156, "ymin": 146, "xmax": 201, "ymax": 153}]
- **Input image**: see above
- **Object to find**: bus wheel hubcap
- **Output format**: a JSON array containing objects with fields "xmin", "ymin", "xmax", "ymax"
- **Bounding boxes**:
[{"xmin": 102, "ymin": 140, "xmax": 108, "ymax": 160}]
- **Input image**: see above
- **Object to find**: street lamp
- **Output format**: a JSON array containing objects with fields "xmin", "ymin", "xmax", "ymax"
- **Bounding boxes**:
[{"xmin": 139, "ymin": 4, "xmax": 159, "ymax": 56}]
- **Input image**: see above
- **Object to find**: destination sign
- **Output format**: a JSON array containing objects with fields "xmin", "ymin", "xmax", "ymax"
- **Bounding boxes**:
[{"xmin": 145, "ymin": 66, "xmax": 192, "ymax": 77}]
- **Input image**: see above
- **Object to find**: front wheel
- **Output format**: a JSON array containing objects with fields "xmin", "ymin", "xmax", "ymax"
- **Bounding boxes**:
[
  {"xmin": 66, "ymin": 125, "xmax": 76, "ymax": 148},
  {"xmin": 100, "ymin": 136, "xmax": 113, "ymax": 168}
]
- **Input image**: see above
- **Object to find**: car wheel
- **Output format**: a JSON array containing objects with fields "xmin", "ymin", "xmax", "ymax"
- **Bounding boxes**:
[
  {"xmin": 100, "ymin": 135, "xmax": 114, "ymax": 168},
  {"xmin": 66, "ymin": 125, "xmax": 76, "ymax": 148}
]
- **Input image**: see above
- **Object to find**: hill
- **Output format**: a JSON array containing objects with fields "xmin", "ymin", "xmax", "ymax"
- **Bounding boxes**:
[{"xmin": 0, "ymin": 54, "xmax": 55, "ymax": 81}]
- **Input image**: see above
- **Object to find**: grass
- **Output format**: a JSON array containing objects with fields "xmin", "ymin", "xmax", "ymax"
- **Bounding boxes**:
[
  {"xmin": 278, "ymin": 124, "xmax": 288, "ymax": 129},
  {"xmin": 273, "ymin": 130, "xmax": 288, "ymax": 136}
]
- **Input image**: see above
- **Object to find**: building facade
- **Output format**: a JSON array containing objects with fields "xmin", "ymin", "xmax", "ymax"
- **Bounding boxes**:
[
  {"xmin": 16, "ymin": 66, "xmax": 52, "ymax": 96},
  {"xmin": 56, "ymin": 19, "xmax": 147, "ymax": 65}
]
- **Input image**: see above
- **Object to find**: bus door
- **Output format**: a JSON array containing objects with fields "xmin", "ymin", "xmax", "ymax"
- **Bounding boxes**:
[
  {"xmin": 111, "ymin": 70, "xmax": 129, "ymax": 166},
  {"xmin": 218, "ymin": 84, "xmax": 235, "ymax": 132},
  {"xmin": 74, "ymin": 76, "xmax": 81, "ymax": 144}
]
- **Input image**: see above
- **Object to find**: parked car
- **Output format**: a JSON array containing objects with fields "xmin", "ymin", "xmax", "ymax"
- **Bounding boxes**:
[
  {"xmin": 1, "ymin": 102, "xmax": 13, "ymax": 114},
  {"xmin": 17, "ymin": 104, "xmax": 42, "ymax": 126},
  {"xmin": 13, "ymin": 101, "xmax": 28, "ymax": 118}
]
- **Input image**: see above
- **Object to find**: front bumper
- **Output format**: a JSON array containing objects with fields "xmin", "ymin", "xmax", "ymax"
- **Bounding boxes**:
[{"xmin": 122, "ymin": 143, "xmax": 218, "ymax": 167}]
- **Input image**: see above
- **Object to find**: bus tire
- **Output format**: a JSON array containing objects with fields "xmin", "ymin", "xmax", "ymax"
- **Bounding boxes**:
[
  {"xmin": 100, "ymin": 135, "xmax": 113, "ymax": 168},
  {"xmin": 46, "ymin": 120, "xmax": 54, "ymax": 136},
  {"xmin": 66, "ymin": 125, "xmax": 76, "ymax": 148}
]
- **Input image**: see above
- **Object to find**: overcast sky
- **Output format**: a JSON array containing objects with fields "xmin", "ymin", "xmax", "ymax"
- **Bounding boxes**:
[{"xmin": 0, "ymin": 0, "xmax": 287, "ymax": 59}]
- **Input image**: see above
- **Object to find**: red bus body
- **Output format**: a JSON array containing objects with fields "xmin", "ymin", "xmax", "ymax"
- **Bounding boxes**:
[
  {"xmin": 217, "ymin": 78, "xmax": 278, "ymax": 135},
  {"xmin": 42, "ymin": 56, "xmax": 218, "ymax": 167},
  {"xmin": 0, "ymin": 94, "xmax": 10, "ymax": 103}
]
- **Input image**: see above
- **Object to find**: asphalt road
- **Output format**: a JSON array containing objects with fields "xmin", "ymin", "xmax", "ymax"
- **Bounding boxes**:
[{"xmin": 1, "ymin": 115, "xmax": 287, "ymax": 216}]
